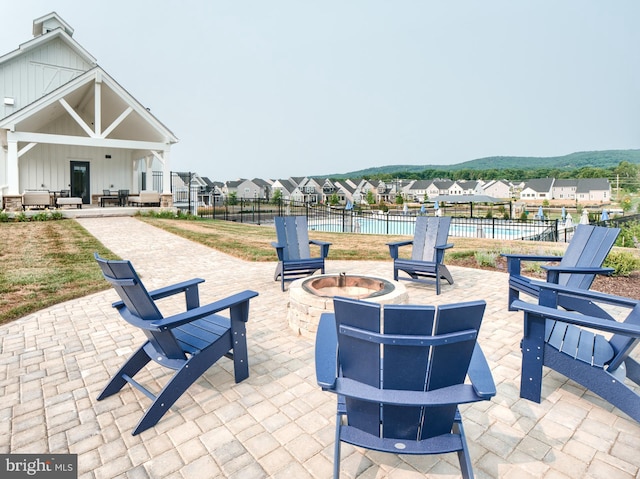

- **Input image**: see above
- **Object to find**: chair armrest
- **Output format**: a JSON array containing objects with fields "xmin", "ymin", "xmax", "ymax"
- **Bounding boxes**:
[
  {"xmin": 501, "ymin": 253, "xmax": 563, "ymax": 275},
  {"xmin": 511, "ymin": 299, "xmax": 640, "ymax": 337},
  {"xmin": 315, "ymin": 313, "xmax": 338, "ymax": 389},
  {"xmin": 530, "ymin": 281, "xmax": 640, "ymax": 309},
  {"xmin": 386, "ymin": 240, "xmax": 413, "ymax": 259},
  {"xmin": 468, "ymin": 344, "xmax": 496, "ymax": 399},
  {"xmin": 147, "ymin": 278, "xmax": 205, "ymax": 301},
  {"xmin": 331, "ymin": 378, "xmax": 488, "ymax": 406},
  {"xmin": 112, "ymin": 278, "xmax": 205, "ymax": 309},
  {"xmin": 309, "ymin": 240, "xmax": 331, "ymax": 258},
  {"xmin": 150, "ymin": 290, "xmax": 259, "ymax": 330},
  {"xmin": 541, "ymin": 265, "xmax": 614, "ymax": 284},
  {"xmin": 501, "ymin": 253, "xmax": 563, "ymax": 262},
  {"xmin": 435, "ymin": 243, "xmax": 454, "ymax": 251},
  {"xmin": 271, "ymin": 242, "xmax": 285, "ymax": 261}
]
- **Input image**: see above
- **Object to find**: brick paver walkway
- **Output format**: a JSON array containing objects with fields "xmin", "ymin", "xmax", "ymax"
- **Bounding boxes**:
[{"xmin": 1, "ymin": 216, "xmax": 639, "ymax": 478}]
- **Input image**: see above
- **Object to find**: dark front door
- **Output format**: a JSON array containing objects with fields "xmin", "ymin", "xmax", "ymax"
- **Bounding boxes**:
[{"xmin": 70, "ymin": 161, "xmax": 90, "ymax": 204}]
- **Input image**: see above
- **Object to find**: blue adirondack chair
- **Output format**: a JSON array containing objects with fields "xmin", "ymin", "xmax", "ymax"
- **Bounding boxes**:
[
  {"xmin": 316, "ymin": 297, "xmax": 496, "ymax": 478},
  {"xmin": 511, "ymin": 282, "xmax": 640, "ymax": 422},
  {"xmin": 387, "ymin": 215, "xmax": 454, "ymax": 294},
  {"xmin": 272, "ymin": 216, "xmax": 331, "ymax": 291},
  {"xmin": 94, "ymin": 253, "xmax": 258, "ymax": 435},
  {"xmin": 503, "ymin": 224, "xmax": 620, "ymax": 316}
]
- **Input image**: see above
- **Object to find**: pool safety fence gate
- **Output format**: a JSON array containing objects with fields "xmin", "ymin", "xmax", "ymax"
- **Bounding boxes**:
[{"xmin": 195, "ymin": 198, "xmax": 580, "ymax": 242}]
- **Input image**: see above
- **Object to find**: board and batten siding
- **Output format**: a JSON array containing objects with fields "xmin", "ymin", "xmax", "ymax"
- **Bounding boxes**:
[{"xmin": 0, "ymin": 37, "xmax": 92, "ymax": 118}]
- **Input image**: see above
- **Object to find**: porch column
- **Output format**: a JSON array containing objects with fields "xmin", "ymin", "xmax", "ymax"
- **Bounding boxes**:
[
  {"xmin": 7, "ymin": 138, "xmax": 19, "ymax": 195},
  {"xmin": 162, "ymin": 149, "xmax": 171, "ymax": 194},
  {"xmin": 132, "ymin": 159, "xmax": 140, "ymax": 193}
]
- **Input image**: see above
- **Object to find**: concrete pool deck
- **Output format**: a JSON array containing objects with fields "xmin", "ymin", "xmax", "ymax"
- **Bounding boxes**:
[{"xmin": 1, "ymin": 216, "xmax": 638, "ymax": 478}]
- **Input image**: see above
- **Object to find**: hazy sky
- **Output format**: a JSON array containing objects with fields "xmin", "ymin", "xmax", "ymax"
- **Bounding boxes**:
[{"xmin": 1, "ymin": 1, "xmax": 639, "ymax": 181}]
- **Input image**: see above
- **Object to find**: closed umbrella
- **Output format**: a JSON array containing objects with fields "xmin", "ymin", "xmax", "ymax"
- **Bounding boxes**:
[
  {"xmin": 580, "ymin": 209, "xmax": 589, "ymax": 225},
  {"xmin": 434, "ymin": 200, "xmax": 442, "ymax": 217},
  {"xmin": 537, "ymin": 206, "xmax": 544, "ymax": 219},
  {"xmin": 420, "ymin": 204, "xmax": 426, "ymax": 215},
  {"xmin": 565, "ymin": 213, "xmax": 573, "ymax": 228},
  {"xmin": 561, "ymin": 206, "xmax": 566, "ymax": 221},
  {"xmin": 345, "ymin": 200, "xmax": 353, "ymax": 210},
  {"xmin": 600, "ymin": 209, "xmax": 609, "ymax": 221},
  {"xmin": 403, "ymin": 203, "xmax": 408, "ymax": 215}
]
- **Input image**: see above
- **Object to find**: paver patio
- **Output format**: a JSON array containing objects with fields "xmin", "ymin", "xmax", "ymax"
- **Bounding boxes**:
[{"xmin": 1, "ymin": 216, "xmax": 639, "ymax": 478}]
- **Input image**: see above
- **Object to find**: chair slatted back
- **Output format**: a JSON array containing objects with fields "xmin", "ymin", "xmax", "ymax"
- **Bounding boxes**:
[
  {"xmin": 94, "ymin": 254, "xmax": 186, "ymax": 360},
  {"xmin": 411, "ymin": 216, "xmax": 451, "ymax": 262},
  {"xmin": 334, "ymin": 297, "xmax": 485, "ymax": 441},
  {"xmin": 559, "ymin": 225, "xmax": 620, "ymax": 289},
  {"xmin": 275, "ymin": 216, "xmax": 311, "ymax": 261}
]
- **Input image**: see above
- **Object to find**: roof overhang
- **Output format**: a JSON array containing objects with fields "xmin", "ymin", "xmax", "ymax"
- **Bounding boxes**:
[{"xmin": 0, "ymin": 66, "xmax": 178, "ymax": 147}]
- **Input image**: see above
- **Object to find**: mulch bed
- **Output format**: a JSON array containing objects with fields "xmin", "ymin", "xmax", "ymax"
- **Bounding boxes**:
[{"xmin": 448, "ymin": 255, "xmax": 640, "ymax": 300}]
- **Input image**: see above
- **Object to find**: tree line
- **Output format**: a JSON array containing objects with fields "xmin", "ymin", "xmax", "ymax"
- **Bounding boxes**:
[{"xmin": 356, "ymin": 161, "xmax": 640, "ymax": 192}]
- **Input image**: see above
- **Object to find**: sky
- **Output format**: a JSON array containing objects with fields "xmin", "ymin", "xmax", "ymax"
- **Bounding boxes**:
[{"xmin": 1, "ymin": 1, "xmax": 639, "ymax": 182}]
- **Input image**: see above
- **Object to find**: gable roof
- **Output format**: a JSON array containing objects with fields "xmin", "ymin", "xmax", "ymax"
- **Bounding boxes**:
[
  {"xmin": 576, "ymin": 178, "xmax": 610, "ymax": 192},
  {"xmin": 1, "ymin": 66, "xmax": 177, "ymax": 144},
  {"xmin": 523, "ymin": 178, "xmax": 554, "ymax": 192},
  {"xmin": 0, "ymin": 18, "xmax": 95, "ymax": 69}
]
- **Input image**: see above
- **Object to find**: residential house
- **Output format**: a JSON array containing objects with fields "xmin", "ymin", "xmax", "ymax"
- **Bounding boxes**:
[
  {"xmin": 482, "ymin": 180, "xmax": 512, "ymax": 199},
  {"xmin": 251, "ymin": 178, "xmax": 272, "ymax": 200},
  {"xmin": 297, "ymin": 177, "xmax": 323, "ymax": 204},
  {"xmin": 519, "ymin": 178, "xmax": 554, "ymax": 200},
  {"xmin": 426, "ymin": 180, "xmax": 454, "ymax": 199},
  {"xmin": 456, "ymin": 180, "xmax": 484, "ymax": 196},
  {"xmin": 403, "ymin": 180, "xmax": 428, "ymax": 203},
  {"xmin": 552, "ymin": 179, "xmax": 577, "ymax": 201},
  {"xmin": 0, "ymin": 13, "xmax": 178, "ymax": 210},
  {"xmin": 271, "ymin": 178, "xmax": 298, "ymax": 201},
  {"xmin": 575, "ymin": 178, "xmax": 611, "ymax": 203}
]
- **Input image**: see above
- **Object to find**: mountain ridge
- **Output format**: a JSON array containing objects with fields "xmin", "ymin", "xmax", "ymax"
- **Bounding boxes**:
[{"xmin": 327, "ymin": 149, "xmax": 640, "ymax": 178}]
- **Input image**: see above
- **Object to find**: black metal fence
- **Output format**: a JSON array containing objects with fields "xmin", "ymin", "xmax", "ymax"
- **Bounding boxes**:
[{"xmin": 196, "ymin": 198, "xmax": 576, "ymax": 242}]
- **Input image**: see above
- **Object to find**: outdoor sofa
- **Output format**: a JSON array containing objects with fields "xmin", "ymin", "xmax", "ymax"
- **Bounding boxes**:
[{"xmin": 128, "ymin": 191, "xmax": 160, "ymax": 207}]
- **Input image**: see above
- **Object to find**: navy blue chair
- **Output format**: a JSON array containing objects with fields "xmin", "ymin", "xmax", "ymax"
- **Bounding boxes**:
[
  {"xmin": 272, "ymin": 216, "xmax": 331, "ymax": 291},
  {"xmin": 387, "ymin": 216, "xmax": 454, "ymax": 294},
  {"xmin": 315, "ymin": 297, "xmax": 495, "ymax": 478},
  {"xmin": 511, "ymin": 282, "xmax": 640, "ymax": 422},
  {"xmin": 94, "ymin": 253, "xmax": 258, "ymax": 435},
  {"xmin": 503, "ymin": 224, "xmax": 619, "ymax": 316}
]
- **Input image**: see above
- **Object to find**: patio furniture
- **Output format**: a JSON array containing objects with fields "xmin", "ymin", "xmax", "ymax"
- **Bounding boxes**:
[
  {"xmin": 55, "ymin": 190, "xmax": 82, "ymax": 208},
  {"xmin": 503, "ymin": 224, "xmax": 620, "ymax": 317},
  {"xmin": 272, "ymin": 216, "xmax": 331, "ymax": 291},
  {"xmin": 21, "ymin": 190, "xmax": 52, "ymax": 210},
  {"xmin": 100, "ymin": 189, "xmax": 120, "ymax": 207},
  {"xmin": 316, "ymin": 297, "xmax": 495, "ymax": 478},
  {"xmin": 128, "ymin": 190, "xmax": 160, "ymax": 206},
  {"xmin": 118, "ymin": 189, "xmax": 129, "ymax": 206},
  {"xmin": 387, "ymin": 215, "xmax": 454, "ymax": 294},
  {"xmin": 94, "ymin": 253, "xmax": 259, "ymax": 435},
  {"xmin": 511, "ymin": 282, "xmax": 640, "ymax": 422}
]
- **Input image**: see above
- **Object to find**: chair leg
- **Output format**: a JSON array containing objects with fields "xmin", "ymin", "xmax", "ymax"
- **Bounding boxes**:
[
  {"xmin": 274, "ymin": 262, "xmax": 283, "ymax": 281},
  {"xmin": 97, "ymin": 345, "xmax": 151, "ymax": 400},
  {"xmin": 334, "ymin": 412, "xmax": 342, "ymax": 479},
  {"xmin": 132, "ymin": 340, "xmax": 233, "ymax": 435},
  {"xmin": 508, "ymin": 287, "xmax": 520, "ymax": 311},
  {"xmin": 453, "ymin": 414, "xmax": 474, "ymax": 479}
]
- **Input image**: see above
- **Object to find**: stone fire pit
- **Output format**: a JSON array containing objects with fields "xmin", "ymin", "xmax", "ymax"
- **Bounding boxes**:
[{"xmin": 287, "ymin": 273, "xmax": 408, "ymax": 338}]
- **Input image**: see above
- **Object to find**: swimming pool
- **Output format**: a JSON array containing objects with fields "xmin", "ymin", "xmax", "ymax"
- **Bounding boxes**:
[{"xmin": 308, "ymin": 216, "xmax": 553, "ymax": 240}]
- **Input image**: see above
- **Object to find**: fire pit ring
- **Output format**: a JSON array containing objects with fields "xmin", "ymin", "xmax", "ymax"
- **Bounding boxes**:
[{"xmin": 288, "ymin": 273, "xmax": 408, "ymax": 338}]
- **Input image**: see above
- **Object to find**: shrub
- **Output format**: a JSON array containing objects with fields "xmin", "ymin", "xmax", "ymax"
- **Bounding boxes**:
[
  {"xmin": 474, "ymin": 251, "xmax": 497, "ymax": 268},
  {"xmin": 615, "ymin": 221, "xmax": 640, "ymax": 248},
  {"xmin": 604, "ymin": 251, "xmax": 640, "ymax": 277},
  {"xmin": 0, "ymin": 210, "xmax": 9, "ymax": 222}
]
